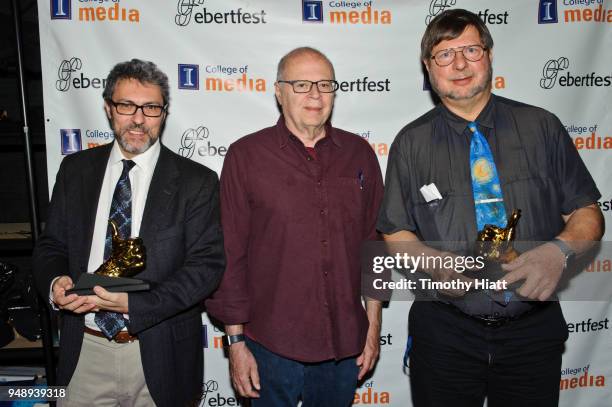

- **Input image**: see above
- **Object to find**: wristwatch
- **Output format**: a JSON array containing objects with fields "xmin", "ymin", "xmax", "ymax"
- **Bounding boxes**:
[
  {"xmin": 550, "ymin": 238, "xmax": 576, "ymax": 270},
  {"xmin": 222, "ymin": 333, "xmax": 245, "ymax": 347}
]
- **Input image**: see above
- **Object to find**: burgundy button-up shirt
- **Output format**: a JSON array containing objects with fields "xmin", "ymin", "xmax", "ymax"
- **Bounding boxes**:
[{"xmin": 206, "ymin": 117, "xmax": 384, "ymax": 362}]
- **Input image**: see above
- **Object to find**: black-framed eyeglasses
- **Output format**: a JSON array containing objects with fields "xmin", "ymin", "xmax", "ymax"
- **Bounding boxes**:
[
  {"xmin": 277, "ymin": 80, "xmax": 339, "ymax": 93},
  {"xmin": 431, "ymin": 44, "xmax": 488, "ymax": 67},
  {"xmin": 109, "ymin": 100, "xmax": 167, "ymax": 117}
]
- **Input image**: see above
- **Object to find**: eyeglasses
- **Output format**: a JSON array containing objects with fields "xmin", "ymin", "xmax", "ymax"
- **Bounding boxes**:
[
  {"xmin": 430, "ymin": 44, "xmax": 488, "ymax": 67},
  {"xmin": 109, "ymin": 100, "xmax": 167, "ymax": 117},
  {"xmin": 277, "ymin": 80, "xmax": 339, "ymax": 93}
]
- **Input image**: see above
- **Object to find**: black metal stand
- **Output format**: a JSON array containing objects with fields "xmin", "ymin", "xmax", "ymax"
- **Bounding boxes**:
[{"xmin": 10, "ymin": 0, "xmax": 56, "ymax": 385}]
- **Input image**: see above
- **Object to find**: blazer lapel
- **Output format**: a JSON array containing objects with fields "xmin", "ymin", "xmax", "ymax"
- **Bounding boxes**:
[
  {"xmin": 140, "ymin": 145, "xmax": 180, "ymax": 243},
  {"xmin": 79, "ymin": 143, "xmax": 112, "ymax": 270}
]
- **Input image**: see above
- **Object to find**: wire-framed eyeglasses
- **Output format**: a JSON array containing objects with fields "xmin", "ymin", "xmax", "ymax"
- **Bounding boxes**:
[{"xmin": 431, "ymin": 44, "xmax": 488, "ymax": 67}]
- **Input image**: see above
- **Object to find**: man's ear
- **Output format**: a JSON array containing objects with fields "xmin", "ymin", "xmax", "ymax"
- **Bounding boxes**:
[
  {"xmin": 423, "ymin": 59, "xmax": 431, "ymax": 74},
  {"xmin": 104, "ymin": 100, "xmax": 112, "ymax": 120},
  {"xmin": 274, "ymin": 82, "xmax": 282, "ymax": 106}
]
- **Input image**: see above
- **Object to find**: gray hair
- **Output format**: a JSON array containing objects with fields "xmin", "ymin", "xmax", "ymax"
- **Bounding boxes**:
[
  {"xmin": 102, "ymin": 59, "xmax": 170, "ymax": 105},
  {"xmin": 276, "ymin": 47, "xmax": 335, "ymax": 81}
]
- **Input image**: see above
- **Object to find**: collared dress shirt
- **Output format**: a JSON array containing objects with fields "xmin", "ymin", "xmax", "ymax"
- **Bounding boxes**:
[
  {"xmin": 50, "ymin": 140, "xmax": 160, "ymax": 330},
  {"xmin": 206, "ymin": 117, "xmax": 384, "ymax": 362}
]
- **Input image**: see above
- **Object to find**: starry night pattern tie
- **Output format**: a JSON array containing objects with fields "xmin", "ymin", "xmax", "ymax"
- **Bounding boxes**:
[
  {"xmin": 469, "ymin": 121, "xmax": 507, "ymax": 231},
  {"xmin": 469, "ymin": 122, "xmax": 513, "ymax": 305},
  {"xmin": 94, "ymin": 159, "xmax": 136, "ymax": 339}
]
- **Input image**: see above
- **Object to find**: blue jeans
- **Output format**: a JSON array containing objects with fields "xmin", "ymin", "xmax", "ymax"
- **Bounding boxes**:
[{"xmin": 246, "ymin": 337, "xmax": 359, "ymax": 407}]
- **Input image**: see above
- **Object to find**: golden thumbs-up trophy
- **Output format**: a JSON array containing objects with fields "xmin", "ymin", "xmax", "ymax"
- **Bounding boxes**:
[
  {"xmin": 476, "ymin": 209, "xmax": 522, "ymax": 263},
  {"xmin": 462, "ymin": 210, "xmax": 522, "ymax": 289},
  {"xmin": 66, "ymin": 221, "xmax": 149, "ymax": 295},
  {"xmin": 95, "ymin": 221, "xmax": 146, "ymax": 277}
]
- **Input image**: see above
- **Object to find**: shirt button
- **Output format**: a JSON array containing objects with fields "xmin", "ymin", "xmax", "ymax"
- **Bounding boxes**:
[
  {"xmin": 317, "ymin": 180, "xmax": 322, "ymax": 186},
  {"xmin": 320, "ymin": 209, "xmax": 326, "ymax": 215},
  {"xmin": 307, "ymin": 156, "xmax": 312, "ymax": 161},
  {"xmin": 321, "ymin": 240, "xmax": 328, "ymax": 247},
  {"xmin": 324, "ymin": 271, "xmax": 328, "ymax": 276}
]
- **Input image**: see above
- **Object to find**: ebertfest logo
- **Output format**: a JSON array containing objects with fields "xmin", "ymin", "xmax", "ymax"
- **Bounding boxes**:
[
  {"xmin": 196, "ymin": 379, "xmax": 243, "ymax": 406},
  {"xmin": 425, "ymin": 0, "xmax": 456, "ymax": 25},
  {"xmin": 175, "ymin": 0, "xmax": 267, "ymax": 26},
  {"xmin": 178, "ymin": 126, "xmax": 228, "ymax": 159},
  {"xmin": 540, "ymin": 57, "xmax": 612, "ymax": 89},
  {"xmin": 56, "ymin": 57, "xmax": 107, "ymax": 92},
  {"xmin": 424, "ymin": 0, "xmax": 509, "ymax": 25}
]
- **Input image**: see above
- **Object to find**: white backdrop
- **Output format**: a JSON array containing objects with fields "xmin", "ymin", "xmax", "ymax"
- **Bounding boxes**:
[{"xmin": 37, "ymin": 0, "xmax": 611, "ymax": 405}]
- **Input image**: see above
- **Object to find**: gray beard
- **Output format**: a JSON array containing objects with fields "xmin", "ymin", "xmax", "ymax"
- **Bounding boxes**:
[{"xmin": 115, "ymin": 130, "xmax": 157, "ymax": 155}]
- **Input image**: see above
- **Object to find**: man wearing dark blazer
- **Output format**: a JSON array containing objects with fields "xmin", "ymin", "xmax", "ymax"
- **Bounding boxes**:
[{"xmin": 33, "ymin": 59, "xmax": 225, "ymax": 406}]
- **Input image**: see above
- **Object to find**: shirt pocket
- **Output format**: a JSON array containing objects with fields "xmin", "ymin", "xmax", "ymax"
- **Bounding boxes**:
[
  {"xmin": 411, "ymin": 188, "xmax": 476, "ymax": 242},
  {"xmin": 328, "ymin": 176, "xmax": 365, "ymax": 227}
]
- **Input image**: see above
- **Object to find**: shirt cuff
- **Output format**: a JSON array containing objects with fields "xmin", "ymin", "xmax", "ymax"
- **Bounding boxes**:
[{"xmin": 49, "ymin": 276, "xmax": 61, "ymax": 311}]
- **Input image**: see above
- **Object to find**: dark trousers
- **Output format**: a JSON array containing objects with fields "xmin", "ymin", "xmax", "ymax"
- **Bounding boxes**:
[
  {"xmin": 408, "ymin": 301, "xmax": 568, "ymax": 407},
  {"xmin": 246, "ymin": 337, "xmax": 359, "ymax": 407}
]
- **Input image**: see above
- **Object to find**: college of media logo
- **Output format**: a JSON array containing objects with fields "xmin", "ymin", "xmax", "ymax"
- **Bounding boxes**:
[
  {"xmin": 201, "ymin": 325, "xmax": 224, "ymax": 349},
  {"xmin": 358, "ymin": 130, "xmax": 389, "ymax": 157},
  {"xmin": 540, "ymin": 57, "xmax": 612, "ymax": 89},
  {"xmin": 179, "ymin": 126, "xmax": 228, "ymax": 159},
  {"xmin": 584, "ymin": 257, "xmax": 611, "ymax": 273},
  {"xmin": 566, "ymin": 123, "xmax": 612, "ymax": 150},
  {"xmin": 51, "ymin": 0, "xmax": 71, "ymax": 20},
  {"xmin": 177, "ymin": 64, "xmax": 266, "ymax": 92},
  {"xmin": 60, "ymin": 128, "xmax": 113, "ymax": 152},
  {"xmin": 178, "ymin": 64, "xmax": 199, "ymax": 90},
  {"xmin": 303, "ymin": 0, "xmax": 392, "ymax": 25},
  {"xmin": 302, "ymin": 1, "xmax": 323, "ymax": 22},
  {"xmin": 51, "ymin": 0, "xmax": 140, "ymax": 23},
  {"xmin": 56, "ymin": 57, "xmax": 107, "ymax": 92},
  {"xmin": 538, "ymin": 0, "xmax": 611, "ymax": 24},
  {"xmin": 175, "ymin": 0, "xmax": 267, "ymax": 26},
  {"xmin": 560, "ymin": 365, "xmax": 606, "ymax": 390},
  {"xmin": 538, "ymin": 0, "xmax": 558, "ymax": 23},
  {"xmin": 60, "ymin": 129, "xmax": 82, "ymax": 155},
  {"xmin": 354, "ymin": 381, "xmax": 391, "ymax": 404}
]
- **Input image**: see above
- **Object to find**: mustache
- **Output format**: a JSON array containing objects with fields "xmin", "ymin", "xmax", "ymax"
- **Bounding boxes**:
[
  {"xmin": 126, "ymin": 123, "xmax": 148, "ymax": 132},
  {"xmin": 449, "ymin": 74, "xmax": 472, "ymax": 80}
]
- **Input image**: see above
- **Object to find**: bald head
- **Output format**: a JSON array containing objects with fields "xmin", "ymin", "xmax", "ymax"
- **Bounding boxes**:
[{"xmin": 276, "ymin": 47, "xmax": 335, "ymax": 81}]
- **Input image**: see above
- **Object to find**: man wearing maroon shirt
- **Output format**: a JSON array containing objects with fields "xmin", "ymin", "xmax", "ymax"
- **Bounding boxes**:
[{"xmin": 206, "ymin": 47, "xmax": 384, "ymax": 406}]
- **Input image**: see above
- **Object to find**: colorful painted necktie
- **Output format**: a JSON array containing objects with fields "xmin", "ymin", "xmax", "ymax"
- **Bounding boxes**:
[
  {"xmin": 469, "ymin": 123, "xmax": 514, "ymax": 305},
  {"xmin": 469, "ymin": 122, "xmax": 507, "ymax": 231},
  {"xmin": 95, "ymin": 159, "xmax": 136, "ymax": 339}
]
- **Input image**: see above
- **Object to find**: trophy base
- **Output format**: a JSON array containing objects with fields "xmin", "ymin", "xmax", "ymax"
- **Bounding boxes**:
[{"xmin": 65, "ymin": 273, "xmax": 150, "ymax": 296}]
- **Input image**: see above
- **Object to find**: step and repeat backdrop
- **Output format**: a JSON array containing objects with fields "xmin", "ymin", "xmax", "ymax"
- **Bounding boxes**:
[{"xmin": 37, "ymin": 0, "xmax": 610, "ymax": 405}]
